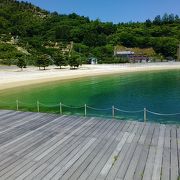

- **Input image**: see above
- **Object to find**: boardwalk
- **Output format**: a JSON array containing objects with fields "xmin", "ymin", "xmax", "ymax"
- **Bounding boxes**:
[{"xmin": 0, "ymin": 110, "xmax": 179, "ymax": 180}]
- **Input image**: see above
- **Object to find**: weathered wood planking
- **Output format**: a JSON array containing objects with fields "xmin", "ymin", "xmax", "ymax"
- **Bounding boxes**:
[{"xmin": 0, "ymin": 110, "xmax": 179, "ymax": 180}]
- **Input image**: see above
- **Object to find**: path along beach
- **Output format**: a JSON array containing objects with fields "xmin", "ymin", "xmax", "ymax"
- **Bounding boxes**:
[{"xmin": 0, "ymin": 62, "xmax": 180, "ymax": 90}]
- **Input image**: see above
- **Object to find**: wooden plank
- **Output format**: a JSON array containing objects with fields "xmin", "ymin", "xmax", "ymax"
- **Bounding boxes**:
[
  {"xmin": 1, "ymin": 114, "xmax": 58, "ymax": 157},
  {"xmin": 0, "ymin": 110, "xmax": 13, "ymax": 117},
  {"xmin": 12, "ymin": 138, "xmax": 92, "ymax": 180},
  {"xmin": 86, "ymin": 122, "xmax": 135, "ymax": 180},
  {"xmin": 161, "ymin": 149, "xmax": 171, "ymax": 180},
  {"xmin": 0, "ymin": 116, "xmax": 89, "ymax": 178},
  {"xmin": 0, "ymin": 115, "xmax": 84, "ymax": 172},
  {"xmin": 34, "ymin": 119, "xmax": 113, "ymax": 179},
  {"xmin": 0, "ymin": 115, "xmax": 68, "ymax": 157},
  {"xmin": 142, "ymin": 145, "xmax": 156, "ymax": 180},
  {"xmin": 133, "ymin": 124, "xmax": 159, "ymax": 180},
  {"xmin": 34, "ymin": 118, "xmax": 99, "ymax": 161},
  {"xmin": 105, "ymin": 123, "xmax": 145, "ymax": 180},
  {"xmin": 0, "ymin": 111, "xmax": 178, "ymax": 180},
  {"xmin": 61, "ymin": 121, "xmax": 124, "ymax": 180},
  {"xmin": 161, "ymin": 126, "xmax": 171, "ymax": 180},
  {"xmin": 151, "ymin": 125, "xmax": 165, "ymax": 180},
  {"xmin": 115, "ymin": 123, "xmax": 152, "ymax": 180},
  {"xmin": 0, "ymin": 113, "xmax": 56, "ymax": 145},
  {"xmin": 177, "ymin": 127, "xmax": 180, "ymax": 179},
  {"xmin": 26, "ymin": 136, "xmax": 87, "ymax": 179},
  {"xmin": 0, "ymin": 122, "xmax": 63, "ymax": 177},
  {"xmin": 124, "ymin": 145, "xmax": 143, "ymax": 180},
  {"xmin": 25, "ymin": 138, "xmax": 87, "ymax": 180},
  {"xmin": 44, "ymin": 138, "xmax": 96, "ymax": 180},
  {"xmin": 142, "ymin": 124, "xmax": 162, "ymax": 180},
  {"xmin": 0, "ymin": 111, "xmax": 18, "ymax": 120},
  {"xmin": 0, "ymin": 113, "xmax": 47, "ymax": 139},
  {"xmin": 170, "ymin": 126, "xmax": 179, "ymax": 180},
  {"xmin": 0, "ymin": 115, "xmax": 69, "ymax": 156},
  {"xmin": 78, "ymin": 122, "xmax": 127, "ymax": 180},
  {"xmin": 36, "ymin": 118, "xmax": 109, "ymax": 163},
  {"xmin": 138, "ymin": 123, "xmax": 151, "ymax": 144},
  {"xmin": 66, "ymin": 139, "xmax": 108, "ymax": 180},
  {"xmin": 0, "ymin": 111, "xmax": 32, "ymax": 125},
  {"xmin": 0, "ymin": 115, "xmax": 78, "ymax": 154},
  {"xmin": 121, "ymin": 123, "xmax": 148, "ymax": 180},
  {"xmin": 4, "ymin": 117, "xmax": 103, "ymax": 179},
  {"xmin": 97, "ymin": 132, "xmax": 130, "ymax": 178},
  {"xmin": 30, "ymin": 122, "xmax": 109, "ymax": 179},
  {"xmin": 0, "ymin": 113, "xmax": 45, "ymax": 134},
  {"xmin": 0, "ymin": 132, "xmax": 57, "ymax": 170}
]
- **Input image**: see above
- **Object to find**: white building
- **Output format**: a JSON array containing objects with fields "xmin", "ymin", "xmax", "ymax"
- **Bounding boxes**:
[{"xmin": 114, "ymin": 50, "xmax": 134, "ymax": 57}]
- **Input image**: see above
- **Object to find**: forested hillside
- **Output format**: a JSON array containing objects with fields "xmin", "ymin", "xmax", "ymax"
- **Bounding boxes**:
[{"xmin": 0, "ymin": 0, "xmax": 180, "ymax": 65}]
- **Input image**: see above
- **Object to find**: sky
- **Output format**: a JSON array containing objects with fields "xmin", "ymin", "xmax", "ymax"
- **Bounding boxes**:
[{"xmin": 23, "ymin": 0, "xmax": 180, "ymax": 23}]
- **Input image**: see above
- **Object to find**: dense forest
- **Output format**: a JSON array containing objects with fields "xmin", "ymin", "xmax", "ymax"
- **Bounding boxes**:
[{"xmin": 0, "ymin": 0, "xmax": 180, "ymax": 66}]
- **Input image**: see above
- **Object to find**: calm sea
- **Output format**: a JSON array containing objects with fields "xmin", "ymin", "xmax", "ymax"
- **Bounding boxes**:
[{"xmin": 1, "ymin": 69, "xmax": 180, "ymax": 124}]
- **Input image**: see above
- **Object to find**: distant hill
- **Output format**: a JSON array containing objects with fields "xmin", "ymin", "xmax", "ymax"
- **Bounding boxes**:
[{"xmin": 0, "ymin": 0, "xmax": 180, "ymax": 64}]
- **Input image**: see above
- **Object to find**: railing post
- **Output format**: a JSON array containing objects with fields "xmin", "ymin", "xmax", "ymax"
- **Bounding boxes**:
[
  {"xmin": 112, "ymin": 105, "xmax": 115, "ymax": 118},
  {"xmin": 85, "ymin": 104, "xmax": 87, "ymax": 117},
  {"xmin": 16, "ymin": 100, "xmax": 19, "ymax": 111},
  {"xmin": 144, "ymin": 108, "xmax": 147, "ymax": 122},
  {"xmin": 60, "ymin": 102, "xmax": 62, "ymax": 115},
  {"xmin": 37, "ymin": 101, "xmax": 40, "ymax": 112}
]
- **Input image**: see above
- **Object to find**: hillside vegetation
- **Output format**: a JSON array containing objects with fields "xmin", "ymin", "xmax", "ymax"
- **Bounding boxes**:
[{"xmin": 0, "ymin": 0, "xmax": 180, "ymax": 65}]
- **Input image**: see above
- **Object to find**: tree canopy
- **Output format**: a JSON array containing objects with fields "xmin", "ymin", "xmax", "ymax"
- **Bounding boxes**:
[{"xmin": 0, "ymin": 0, "xmax": 180, "ymax": 65}]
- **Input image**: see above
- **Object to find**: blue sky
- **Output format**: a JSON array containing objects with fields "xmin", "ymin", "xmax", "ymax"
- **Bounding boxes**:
[{"xmin": 24, "ymin": 0, "xmax": 180, "ymax": 23}]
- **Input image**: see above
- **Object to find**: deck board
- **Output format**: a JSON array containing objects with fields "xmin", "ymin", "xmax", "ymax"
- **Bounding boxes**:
[
  {"xmin": 66, "ymin": 122, "xmax": 124, "ymax": 180},
  {"xmin": 0, "ymin": 110, "xmax": 179, "ymax": 180},
  {"xmin": 161, "ymin": 126, "xmax": 171, "ymax": 180},
  {"xmin": 171, "ymin": 126, "xmax": 179, "ymax": 180}
]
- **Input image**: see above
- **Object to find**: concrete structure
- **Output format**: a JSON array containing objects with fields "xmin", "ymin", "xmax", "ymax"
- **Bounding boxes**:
[
  {"xmin": 129, "ymin": 54, "xmax": 149, "ymax": 63},
  {"xmin": 114, "ymin": 50, "xmax": 149, "ymax": 63}
]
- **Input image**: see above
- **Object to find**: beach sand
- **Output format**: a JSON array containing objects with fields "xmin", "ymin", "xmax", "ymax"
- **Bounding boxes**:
[{"xmin": 0, "ymin": 62, "xmax": 180, "ymax": 90}]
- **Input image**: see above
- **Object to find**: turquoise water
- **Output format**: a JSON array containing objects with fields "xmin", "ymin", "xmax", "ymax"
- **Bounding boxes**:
[{"xmin": 0, "ymin": 69, "xmax": 180, "ymax": 124}]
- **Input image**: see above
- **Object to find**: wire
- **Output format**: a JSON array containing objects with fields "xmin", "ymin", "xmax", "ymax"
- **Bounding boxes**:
[
  {"xmin": 61, "ymin": 103, "xmax": 84, "ymax": 109},
  {"xmin": 39, "ymin": 102, "xmax": 59, "ymax": 107},
  {"xmin": 1, "ymin": 100, "xmax": 180, "ymax": 118},
  {"xmin": 114, "ymin": 108, "xmax": 144, "ymax": 113},
  {"xmin": 146, "ymin": 110, "xmax": 180, "ymax": 116},
  {"xmin": 87, "ymin": 106, "xmax": 112, "ymax": 111},
  {"xmin": 18, "ymin": 101, "xmax": 35, "ymax": 106},
  {"xmin": 0, "ymin": 101, "xmax": 16, "ymax": 105}
]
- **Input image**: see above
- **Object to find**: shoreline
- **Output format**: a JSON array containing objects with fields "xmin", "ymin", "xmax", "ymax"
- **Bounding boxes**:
[{"xmin": 0, "ymin": 62, "xmax": 180, "ymax": 90}]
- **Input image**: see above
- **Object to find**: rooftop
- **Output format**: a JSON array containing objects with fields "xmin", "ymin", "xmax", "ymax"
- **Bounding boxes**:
[{"xmin": 115, "ymin": 51, "xmax": 134, "ymax": 55}]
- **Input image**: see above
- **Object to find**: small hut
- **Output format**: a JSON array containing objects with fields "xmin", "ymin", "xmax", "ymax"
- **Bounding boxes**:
[{"xmin": 88, "ymin": 57, "xmax": 98, "ymax": 64}]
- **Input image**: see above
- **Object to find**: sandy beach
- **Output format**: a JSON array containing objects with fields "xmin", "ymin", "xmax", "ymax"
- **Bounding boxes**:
[{"xmin": 0, "ymin": 62, "xmax": 180, "ymax": 90}]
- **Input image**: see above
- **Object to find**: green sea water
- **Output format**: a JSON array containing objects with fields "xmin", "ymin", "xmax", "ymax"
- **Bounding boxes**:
[{"xmin": 0, "ymin": 69, "xmax": 180, "ymax": 124}]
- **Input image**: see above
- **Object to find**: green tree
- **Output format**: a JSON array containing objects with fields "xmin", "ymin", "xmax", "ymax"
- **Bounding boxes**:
[
  {"xmin": 153, "ymin": 15, "xmax": 161, "ymax": 25},
  {"xmin": 162, "ymin": 13, "xmax": 169, "ymax": 24},
  {"xmin": 53, "ymin": 52, "xmax": 67, "ymax": 69},
  {"xmin": 55, "ymin": 25, "xmax": 72, "ymax": 41},
  {"xmin": 145, "ymin": 19, "xmax": 152, "ymax": 27},
  {"xmin": 1, "ymin": 0, "xmax": 180, "ymax": 63},
  {"xmin": 168, "ymin": 14, "xmax": 175, "ymax": 23},
  {"xmin": 36, "ymin": 54, "xmax": 51, "ymax": 70},
  {"xmin": 16, "ymin": 56, "xmax": 27, "ymax": 70},
  {"xmin": 68, "ymin": 54, "xmax": 82, "ymax": 69}
]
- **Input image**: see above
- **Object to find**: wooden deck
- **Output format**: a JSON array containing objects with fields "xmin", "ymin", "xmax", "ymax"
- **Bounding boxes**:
[{"xmin": 0, "ymin": 110, "xmax": 179, "ymax": 180}]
